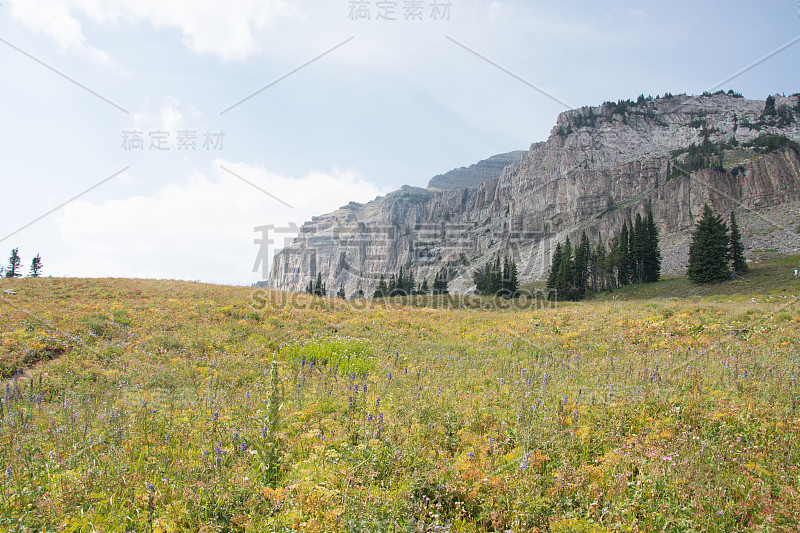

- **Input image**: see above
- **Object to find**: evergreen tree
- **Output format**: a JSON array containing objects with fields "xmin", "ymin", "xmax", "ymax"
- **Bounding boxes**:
[
  {"xmin": 5, "ymin": 248, "xmax": 21, "ymax": 278},
  {"xmin": 546, "ymin": 243, "xmax": 564, "ymax": 295},
  {"xmin": 505, "ymin": 256, "xmax": 519, "ymax": 297},
  {"xmin": 555, "ymin": 239, "xmax": 574, "ymax": 301},
  {"xmin": 617, "ymin": 223, "xmax": 630, "ymax": 286},
  {"xmin": 420, "ymin": 279, "xmax": 429, "ymax": 295},
  {"xmin": 688, "ymin": 205, "xmax": 731, "ymax": 283},
  {"xmin": 626, "ymin": 221, "xmax": 635, "ymax": 284},
  {"xmin": 729, "ymin": 211, "xmax": 748, "ymax": 274},
  {"xmin": 373, "ymin": 275, "xmax": 389, "ymax": 298},
  {"xmin": 643, "ymin": 210, "xmax": 662, "ymax": 283},
  {"xmin": 433, "ymin": 269, "xmax": 449, "ymax": 295},
  {"xmin": 574, "ymin": 232, "xmax": 590, "ymax": 297},
  {"xmin": 395, "ymin": 267, "xmax": 405, "ymax": 296},
  {"xmin": 337, "ymin": 286, "xmax": 346, "ymax": 299},
  {"xmin": 306, "ymin": 281, "xmax": 313, "ymax": 295},
  {"xmin": 29, "ymin": 254, "xmax": 43, "ymax": 278},
  {"xmin": 594, "ymin": 237, "xmax": 608, "ymax": 292},
  {"xmin": 489, "ymin": 256, "xmax": 502, "ymax": 295},
  {"xmin": 499, "ymin": 255, "xmax": 519, "ymax": 298},
  {"xmin": 631, "ymin": 213, "xmax": 646, "ymax": 284},
  {"xmin": 763, "ymin": 95, "xmax": 777, "ymax": 117},
  {"xmin": 312, "ymin": 273, "xmax": 326, "ymax": 297},
  {"xmin": 356, "ymin": 286, "xmax": 365, "ymax": 299}
]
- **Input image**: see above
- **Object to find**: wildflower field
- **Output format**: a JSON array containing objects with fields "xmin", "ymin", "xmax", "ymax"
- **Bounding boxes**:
[{"xmin": 1, "ymin": 261, "xmax": 799, "ymax": 532}]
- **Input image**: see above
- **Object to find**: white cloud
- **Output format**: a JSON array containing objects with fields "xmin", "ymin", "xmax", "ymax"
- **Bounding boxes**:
[
  {"xmin": 51, "ymin": 161, "xmax": 392, "ymax": 284},
  {"xmin": 131, "ymin": 97, "xmax": 189, "ymax": 134},
  {"xmin": 9, "ymin": 0, "xmax": 301, "ymax": 62},
  {"xmin": 9, "ymin": 0, "xmax": 114, "ymax": 63}
]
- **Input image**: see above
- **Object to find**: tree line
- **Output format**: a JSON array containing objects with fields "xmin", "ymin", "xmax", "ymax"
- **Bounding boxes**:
[
  {"xmin": 372, "ymin": 267, "xmax": 450, "ymax": 298},
  {"xmin": 304, "ymin": 267, "xmax": 454, "ymax": 300},
  {"xmin": 1, "ymin": 248, "xmax": 43, "ymax": 279},
  {"xmin": 547, "ymin": 209, "xmax": 662, "ymax": 301}
]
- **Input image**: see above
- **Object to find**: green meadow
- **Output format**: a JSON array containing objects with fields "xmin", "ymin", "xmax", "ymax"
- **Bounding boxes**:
[{"xmin": 1, "ymin": 257, "xmax": 799, "ymax": 532}]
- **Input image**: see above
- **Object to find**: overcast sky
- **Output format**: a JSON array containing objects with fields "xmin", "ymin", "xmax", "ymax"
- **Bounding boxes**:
[{"xmin": 1, "ymin": 1, "xmax": 799, "ymax": 285}]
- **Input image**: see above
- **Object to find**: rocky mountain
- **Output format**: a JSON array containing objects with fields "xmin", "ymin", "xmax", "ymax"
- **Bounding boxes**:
[
  {"xmin": 268, "ymin": 92, "xmax": 800, "ymax": 296},
  {"xmin": 427, "ymin": 151, "xmax": 526, "ymax": 190}
]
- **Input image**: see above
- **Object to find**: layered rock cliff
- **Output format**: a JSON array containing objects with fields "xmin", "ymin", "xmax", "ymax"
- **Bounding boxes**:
[
  {"xmin": 268, "ymin": 93, "xmax": 800, "ymax": 295},
  {"xmin": 427, "ymin": 151, "xmax": 526, "ymax": 190}
]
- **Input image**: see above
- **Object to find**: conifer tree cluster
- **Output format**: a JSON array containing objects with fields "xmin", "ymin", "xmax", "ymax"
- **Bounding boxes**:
[
  {"xmin": 472, "ymin": 254, "xmax": 519, "ymax": 298},
  {"xmin": 1, "ymin": 248, "xmax": 43, "ymax": 279},
  {"xmin": 687, "ymin": 205, "xmax": 748, "ymax": 283},
  {"xmin": 546, "ymin": 209, "xmax": 661, "ymax": 301},
  {"xmin": 431, "ymin": 269, "xmax": 449, "ymax": 295},
  {"xmin": 305, "ymin": 273, "xmax": 327, "ymax": 297},
  {"xmin": 371, "ymin": 267, "xmax": 450, "ymax": 298}
]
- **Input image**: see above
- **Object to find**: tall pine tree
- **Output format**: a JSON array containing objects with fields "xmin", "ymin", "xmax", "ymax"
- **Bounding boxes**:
[
  {"xmin": 617, "ymin": 223, "xmax": 630, "ymax": 286},
  {"xmin": 29, "ymin": 254, "xmax": 43, "ymax": 278},
  {"xmin": 688, "ymin": 205, "xmax": 731, "ymax": 283},
  {"xmin": 729, "ymin": 211, "xmax": 748, "ymax": 274},
  {"xmin": 546, "ymin": 242, "xmax": 564, "ymax": 297},
  {"xmin": 643, "ymin": 209, "xmax": 662, "ymax": 283},
  {"xmin": 573, "ymin": 232, "xmax": 590, "ymax": 297},
  {"xmin": 5, "ymin": 248, "xmax": 21, "ymax": 278}
]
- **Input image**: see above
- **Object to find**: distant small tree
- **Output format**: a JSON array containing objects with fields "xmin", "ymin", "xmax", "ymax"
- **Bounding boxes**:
[
  {"xmin": 688, "ymin": 205, "xmax": 730, "ymax": 283},
  {"xmin": 5, "ymin": 248, "xmax": 21, "ymax": 278},
  {"xmin": 336, "ymin": 286, "xmax": 346, "ymax": 299},
  {"xmin": 420, "ymin": 279, "xmax": 429, "ymax": 295},
  {"xmin": 432, "ymin": 269, "xmax": 449, "ymax": 295},
  {"xmin": 729, "ymin": 212, "xmax": 748, "ymax": 274},
  {"xmin": 356, "ymin": 286, "xmax": 365, "ymax": 299},
  {"xmin": 763, "ymin": 95, "xmax": 777, "ymax": 117},
  {"xmin": 311, "ymin": 273, "xmax": 326, "ymax": 297},
  {"xmin": 546, "ymin": 242, "xmax": 563, "ymax": 295},
  {"xmin": 373, "ymin": 275, "xmax": 389, "ymax": 298},
  {"xmin": 29, "ymin": 254, "xmax": 43, "ymax": 278}
]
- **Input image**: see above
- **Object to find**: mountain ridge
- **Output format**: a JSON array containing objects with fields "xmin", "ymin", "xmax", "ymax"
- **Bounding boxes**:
[
  {"xmin": 427, "ymin": 151, "xmax": 527, "ymax": 190},
  {"xmin": 268, "ymin": 92, "xmax": 800, "ymax": 296}
]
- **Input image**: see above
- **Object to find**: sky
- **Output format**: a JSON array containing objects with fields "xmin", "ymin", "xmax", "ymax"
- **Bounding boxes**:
[{"xmin": 1, "ymin": 0, "xmax": 799, "ymax": 285}]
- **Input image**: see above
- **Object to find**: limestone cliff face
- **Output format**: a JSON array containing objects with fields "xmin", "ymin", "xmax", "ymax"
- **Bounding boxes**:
[
  {"xmin": 427, "ymin": 151, "xmax": 526, "ymax": 190},
  {"xmin": 269, "ymin": 93, "xmax": 800, "ymax": 295}
]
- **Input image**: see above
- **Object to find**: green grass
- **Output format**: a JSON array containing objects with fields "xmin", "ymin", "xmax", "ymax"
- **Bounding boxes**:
[
  {"xmin": 280, "ymin": 339, "xmax": 375, "ymax": 376},
  {"xmin": 592, "ymin": 254, "xmax": 800, "ymax": 301}
]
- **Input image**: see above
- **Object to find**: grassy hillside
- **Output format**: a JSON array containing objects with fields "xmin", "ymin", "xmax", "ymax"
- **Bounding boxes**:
[
  {"xmin": 592, "ymin": 254, "xmax": 800, "ymax": 301},
  {"xmin": 0, "ymin": 270, "xmax": 799, "ymax": 532}
]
